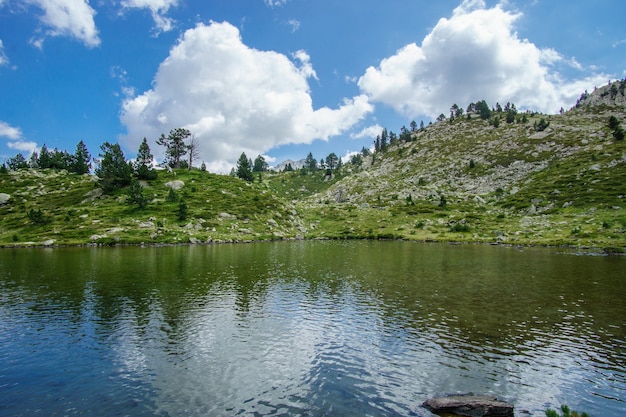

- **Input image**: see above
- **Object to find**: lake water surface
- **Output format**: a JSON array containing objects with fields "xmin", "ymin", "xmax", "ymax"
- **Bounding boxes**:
[{"xmin": 0, "ymin": 241, "xmax": 624, "ymax": 416}]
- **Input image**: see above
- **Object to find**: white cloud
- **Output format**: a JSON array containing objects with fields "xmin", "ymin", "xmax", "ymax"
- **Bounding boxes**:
[
  {"xmin": 287, "ymin": 19, "xmax": 300, "ymax": 33},
  {"xmin": 612, "ymin": 39, "xmax": 626, "ymax": 48},
  {"xmin": 350, "ymin": 124, "xmax": 383, "ymax": 140},
  {"xmin": 0, "ymin": 121, "xmax": 23, "ymax": 139},
  {"xmin": 110, "ymin": 65, "xmax": 136, "ymax": 98},
  {"xmin": 264, "ymin": 0, "xmax": 288, "ymax": 7},
  {"xmin": 25, "ymin": 0, "xmax": 100, "ymax": 48},
  {"xmin": 120, "ymin": 21, "xmax": 372, "ymax": 172},
  {"xmin": 292, "ymin": 49, "xmax": 318, "ymax": 80},
  {"xmin": 357, "ymin": 0, "xmax": 608, "ymax": 117},
  {"xmin": 0, "ymin": 39, "xmax": 8, "ymax": 66},
  {"xmin": 120, "ymin": 0, "xmax": 178, "ymax": 33},
  {"xmin": 8, "ymin": 140, "xmax": 37, "ymax": 153},
  {"xmin": 0, "ymin": 121, "xmax": 36, "ymax": 154}
]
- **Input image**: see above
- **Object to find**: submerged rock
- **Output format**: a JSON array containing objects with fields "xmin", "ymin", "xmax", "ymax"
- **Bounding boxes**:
[{"xmin": 422, "ymin": 394, "xmax": 514, "ymax": 417}]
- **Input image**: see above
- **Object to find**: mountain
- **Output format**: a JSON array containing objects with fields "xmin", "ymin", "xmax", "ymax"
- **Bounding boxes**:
[
  {"xmin": 271, "ymin": 159, "xmax": 306, "ymax": 172},
  {"xmin": 1, "ymin": 82, "xmax": 625, "ymax": 249}
]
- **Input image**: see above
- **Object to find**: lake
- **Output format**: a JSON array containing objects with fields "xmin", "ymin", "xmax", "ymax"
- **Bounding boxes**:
[{"xmin": 0, "ymin": 241, "xmax": 624, "ymax": 416}]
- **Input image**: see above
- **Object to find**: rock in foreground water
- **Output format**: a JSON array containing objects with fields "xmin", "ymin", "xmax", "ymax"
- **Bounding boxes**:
[{"xmin": 422, "ymin": 394, "xmax": 514, "ymax": 417}]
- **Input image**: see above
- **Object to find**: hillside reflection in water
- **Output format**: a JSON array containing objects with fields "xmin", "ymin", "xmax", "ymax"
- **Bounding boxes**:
[{"xmin": 0, "ymin": 241, "xmax": 624, "ymax": 416}]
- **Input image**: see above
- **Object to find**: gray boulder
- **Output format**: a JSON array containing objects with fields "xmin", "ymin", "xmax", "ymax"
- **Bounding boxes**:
[
  {"xmin": 422, "ymin": 394, "xmax": 514, "ymax": 417},
  {"xmin": 165, "ymin": 180, "xmax": 185, "ymax": 190},
  {"xmin": 0, "ymin": 193, "xmax": 10, "ymax": 205}
]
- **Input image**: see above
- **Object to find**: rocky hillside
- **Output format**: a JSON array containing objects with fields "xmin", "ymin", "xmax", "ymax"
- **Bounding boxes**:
[
  {"xmin": 301, "ymin": 82, "xmax": 626, "ymax": 248},
  {"xmin": 1, "ymin": 82, "xmax": 625, "ymax": 249}
]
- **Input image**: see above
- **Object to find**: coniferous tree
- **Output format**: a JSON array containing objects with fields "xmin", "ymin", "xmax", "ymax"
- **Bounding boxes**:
[
  {"xmin": 29, "ymin": 151, "xmax": 39, "ymax": 168},
  {"xmin": 399, "ymin": 126, "xmax": 411, "ymax": 142},
  {"xmin": 177, "ymin": 198, "xmax": 188, "ymax": 221},
  {"xmin": 72, "ymin": 140, "xmax": 91, "ymax": 174},
  {"xmin": 134, "ymin": 138, "xmax": 158, "ymax": 180},
  {"xmin": 96, "ymin": 142, "xmax": 132, "ymax": 193},
  {"xmin": 6, "ymin": 153, "xmax": 28, "ymax": 170},
  {"xmin": 253, "ymin": 154, "xmax": 268, "ymax": 172},
  {"xmin": 475, "ymin": 100, "xmax": 491, "ymax": 120},
  {"xmin": 37, "ymin": 144, "xmax": 52, "ymax": 169},
  {"xmin": 389, "ymin": 131, "xmax": 397, "ymax": 146},
  {"xmin": 305, "ymin": 152, "xmax": 317, "ymax": 171},
  {"xmin": 380, "ymin": 128, "xmax": 388, "ymax": 152},
  {"xmin": 156, "ymin": 128, "xmax": 190, "ymax": 168},
  {"xmin": 325, "ymin": 152, "xmax": 339, "ymax": 170},
  {"xmin": 127, "ymin": 178, "xmax": 148, "ymax": 208},
  {"xmin": 236, "ymin": 152, "xmax": 254, "ymax": 181}
]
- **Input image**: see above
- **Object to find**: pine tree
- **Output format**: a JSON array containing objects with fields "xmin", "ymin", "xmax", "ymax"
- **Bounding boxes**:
[
  {"xmin": 253, "ymin": 154, "xmax": 268, "ymax": 172},
  {"xmin": 177, "ymin": 199, "xmax": 188, "ymax": 221},
  {"xmin": 380, "ymin": 128, "xmax": 388, "ymax": 152},
  {"xmin": 96, "ymin": 142, "xmax": 132, "ymax": 193},
  {"xmin": 236, "ymin": 152, "xmax": 254, "ymax": 181},
  {"xmin": 305, "ymin": 152, "xmax": 317, "ymax": 171},
  {"xmin": 72, "ymin": 140, "xmax": 91, "ymax": 174},
  {"xmin": 156, "ymin": 128, "xmax": 190, "ymax": 168},
  {"xmin": 325, "ymin": 152, "xmax": 339, "ymax": 170},
  {"xmin": 135, "ymin": 138, "xmax": 157, "ymax": 180},
  {"xmin": 127, "ymin": 178, "xmax": 148, "ymax": 208},
  {"xmin": 38, "ymin": 144, "xmax": 52, "ymax": 169}
]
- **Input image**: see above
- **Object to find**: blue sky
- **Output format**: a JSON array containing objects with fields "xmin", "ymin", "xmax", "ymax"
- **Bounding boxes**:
[{"xmin": 0, "ymin": 0, "xmax": 624, "ymax": 172}]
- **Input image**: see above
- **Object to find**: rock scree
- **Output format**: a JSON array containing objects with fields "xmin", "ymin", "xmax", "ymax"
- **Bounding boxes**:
[{"xmin": 422, "ymin": 394, "xmax": 514, "ymax": 417}]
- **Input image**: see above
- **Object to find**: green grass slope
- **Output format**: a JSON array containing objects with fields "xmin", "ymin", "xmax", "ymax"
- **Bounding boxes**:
[
  {"xmin": 0, "ymin": 169, "xmax": 304, "ymax": 246},
  {"xmin": 301, "ymin": 101, "xmax": 625, "ymax": 248},
  {"xmin": 1, "ymin": 84, "xmax": 625, "ymax": 249}
]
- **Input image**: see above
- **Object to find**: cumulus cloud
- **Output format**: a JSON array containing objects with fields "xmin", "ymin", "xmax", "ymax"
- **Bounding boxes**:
[
  {"xmin": 0, "ymin": 121, "xmax": 22, "ymax": 139},
  {"xmin": 120, "ymin": 0, "xmax": 178, "ymax": 33},
  {"xmin": 0, "ymin": 121, "xmax": 36, "ymax": 154},
  {"xmin": 358, "ymin": 0, "xmax": 608, "ymax": 118},
  {"xmin": 25, "ymin": 0, "xmax": 100, "ymax": 48},
  {"xmin": 350, "ymin": 124, "xmax": 383, "ymax": 140},
  {"xmin": 120, "ymin": 21, "xmax": 372, "ymax": 172},
  {"xmin": 8, "ymin": 140, "xmax": 37, "ymax": 153}
]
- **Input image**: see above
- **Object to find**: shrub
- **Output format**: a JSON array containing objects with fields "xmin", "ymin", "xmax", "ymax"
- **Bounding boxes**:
[
  {"xmin": 534, "ymin": 118, "xmax": 550, "ymax": 132},
  {"xmin": 545, "ymin": 404, "xmax": 590, "ymax": 417},
  {"xmin": 167, "ymin": 188, "xmax": 178, "ymax": 202},
  {"xmin": 127, "ymin": 179, "xmax": 148, "ymax": 209},
  {"xmin": 450, "ymin": 223, "xmax": 470, "ymax": 232},
  {"xmin": 27, "ymin": 208, "xmax": 50, "ymax": 225},
  {"xmin": 177, "ymin": 199, "xmax": 188, "ymax": 221}
]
